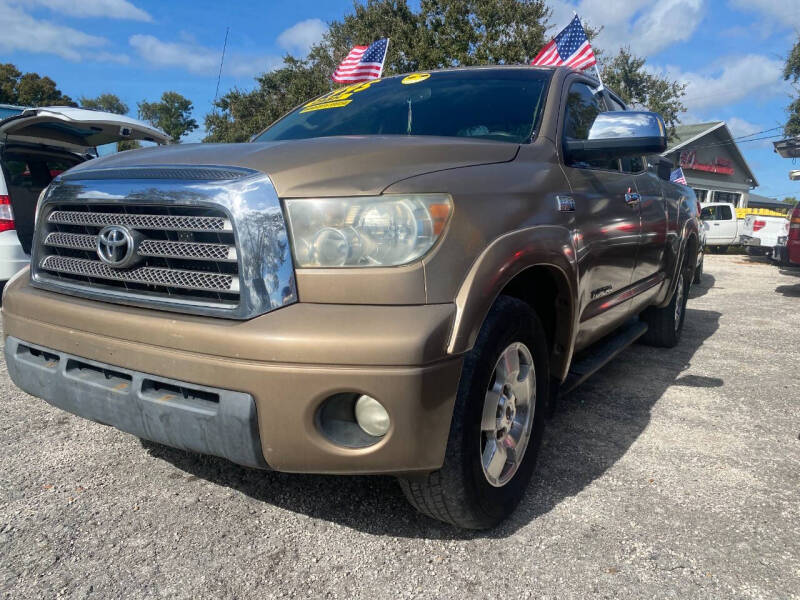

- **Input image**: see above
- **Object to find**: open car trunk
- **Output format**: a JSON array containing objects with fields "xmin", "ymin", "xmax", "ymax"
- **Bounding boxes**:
[
  {"xmin": 1, "ymin": 145, "xmax": 83, "ymax": 253},
  {"xmin": 0, "ymin": 107, "xmax": 170, "ymax": 254}
]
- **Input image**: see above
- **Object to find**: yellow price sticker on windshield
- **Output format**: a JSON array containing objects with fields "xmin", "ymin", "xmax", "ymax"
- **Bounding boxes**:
[
  {"xmin": 402, "ymin": 73, "xmax": 431, "ymax": 85},
  {"xmin": 300, "ymin": 79, "xmax": 382, "ymax": 113}
]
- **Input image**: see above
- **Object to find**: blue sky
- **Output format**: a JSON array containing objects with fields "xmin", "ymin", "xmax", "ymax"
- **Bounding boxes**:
[{"xmin": 1, "ymin": 0, "xmax": 799, "ymax": 198}]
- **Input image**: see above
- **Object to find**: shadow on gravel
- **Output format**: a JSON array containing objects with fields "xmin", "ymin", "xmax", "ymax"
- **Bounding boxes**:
[
  {"xmin": 142, "ymin": 307, "xmax": 721, "ymax": 540},
  {"xmin": 689, "ymin": 273, "xmax": 715, "ymax": 299},
  {"xmin": 775, "ymin": 284, "xmax": 800, "ymax": 297},
  {"xmin": 778, "ymin": 266, "xmax": 800, "ymax": 277}
]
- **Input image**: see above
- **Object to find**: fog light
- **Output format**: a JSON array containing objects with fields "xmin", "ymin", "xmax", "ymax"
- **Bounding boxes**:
[{"xmin": 354, "ymin": 395, "xmax": 390, "ymax": 437}]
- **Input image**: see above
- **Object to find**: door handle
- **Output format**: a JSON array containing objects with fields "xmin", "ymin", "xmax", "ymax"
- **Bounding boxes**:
[{"xmin": 624, "ymin": 192, "xmax": 641, "ymax": 206}]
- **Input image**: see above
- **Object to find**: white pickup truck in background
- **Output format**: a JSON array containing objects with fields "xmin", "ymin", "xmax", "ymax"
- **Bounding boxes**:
[
  {"xmin": 739, "ymin": 214, "xmax": 789, "ymax": 258},
  {"xmin": 700, "ymin": 202, "xmax": 740, "ymax": 253}
]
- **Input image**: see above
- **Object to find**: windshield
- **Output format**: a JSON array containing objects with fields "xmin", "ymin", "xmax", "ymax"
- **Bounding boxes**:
[{"xmin": 255, "ymin": 69, "xmax": 550, "ymax": 144}]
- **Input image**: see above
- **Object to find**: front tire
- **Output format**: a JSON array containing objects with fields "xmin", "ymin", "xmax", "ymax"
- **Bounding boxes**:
[{"xmin": 398, "ymin": 296, "xmax": 549, "ymax": 529}]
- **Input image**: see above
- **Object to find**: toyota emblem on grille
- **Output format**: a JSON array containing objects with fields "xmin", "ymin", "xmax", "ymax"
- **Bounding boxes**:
[{"xmin": 96, "ymin": 225, "xmax": 140, "ymax": 268}]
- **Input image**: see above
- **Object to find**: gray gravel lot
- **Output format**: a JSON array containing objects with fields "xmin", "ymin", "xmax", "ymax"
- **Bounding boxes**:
[{"xmin": 1, "ymin": 254, "xmax": 799, "ymax": 599}]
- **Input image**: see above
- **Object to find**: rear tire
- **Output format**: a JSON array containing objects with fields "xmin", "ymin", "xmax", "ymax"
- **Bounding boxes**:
[
  {"xmin": 398, "ymin": 296, "xmax": 549, "ymax": 529},
  {"xmin": 692, "ymin": 257, "xmax": 703, "ymax": 284},
  {"xmin": 639, "ymin": 253, "xmax": 691, "ymax": 348}
]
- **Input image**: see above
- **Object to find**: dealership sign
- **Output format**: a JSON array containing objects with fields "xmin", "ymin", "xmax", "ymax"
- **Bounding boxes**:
[{"xmin": 679, "ymin": 150, "xmax": 735, "ymax": 175}]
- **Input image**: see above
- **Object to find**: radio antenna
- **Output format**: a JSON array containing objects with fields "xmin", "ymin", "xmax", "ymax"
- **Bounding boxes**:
[{"xmin": 214, "ymin": 27, "xmax": 230, "ymax": 105}]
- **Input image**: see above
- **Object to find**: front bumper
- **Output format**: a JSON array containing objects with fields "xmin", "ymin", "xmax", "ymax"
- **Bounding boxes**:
[
  {"xmin": 2, "ymin": 272, "xmax": 463, "ymax": 474},
  {"xmin": 5, "ymin": 336, "xmax": 267, "ymax": 469}
]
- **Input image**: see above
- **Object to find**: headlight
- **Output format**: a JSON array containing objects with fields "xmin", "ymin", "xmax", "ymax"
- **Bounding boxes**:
[{"xmin": 284, "ymin": 194, "xmax": 452, "ymax": 267}]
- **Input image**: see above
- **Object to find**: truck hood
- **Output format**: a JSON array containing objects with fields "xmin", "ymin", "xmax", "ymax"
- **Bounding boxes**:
[{"xmin": 63, "ymin": 136, "xmax": 520, "ymax": 197}]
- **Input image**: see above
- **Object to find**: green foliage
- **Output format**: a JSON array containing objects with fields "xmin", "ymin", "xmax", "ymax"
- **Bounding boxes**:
[
  {"xmin": 206, "ymin": 0, "xmax": 686, "ymax": 143},
  {"xmin": 782, "ymin": 196, "xmax": 798, "ymax": 207},
  {"xmin": 138, "ymin": 91, "xmax": 198, "ymax": 143},
  {"xmin": 0, "ymin": 63, "xmax": 76, "ymax": 107},
  {"xmin": 785, "ymin": 36, "xmax": 800, "ymax": 137},
  {"xmin": 600, "ymin": 47, "xmax": 686, "ymax": 134},
  {"xmin": 80, "ymin": 93, "xmax": 129, "ymax": 115}
]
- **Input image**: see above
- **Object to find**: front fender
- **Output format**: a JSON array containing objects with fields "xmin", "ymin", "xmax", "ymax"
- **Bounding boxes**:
[{"xmin": 446, "ymin": 225, "xmax": 578, "ymax": 378}]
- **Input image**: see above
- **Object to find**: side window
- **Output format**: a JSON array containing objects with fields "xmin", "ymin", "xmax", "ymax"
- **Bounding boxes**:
[
  {"xmin": 562, "ymin": 82, "xmax": 619, "ymax": 171},
  {"xmin": 4, "ymin": 160, "xmax": 33, "ymax": 189},
  {"xmin": 700, "ymin": 206, "xmax": 714, "ymax": 220},
  {"xmin": 718, "ymin": 205, "xmax": 732, "ymax": 220},
  {"xmin": 621, "ymin": 155, "xmax": 644, "ymax": 173},
  {"xmin": 604, "ymin": 94, "xmax": 626, "ymax": 112}
]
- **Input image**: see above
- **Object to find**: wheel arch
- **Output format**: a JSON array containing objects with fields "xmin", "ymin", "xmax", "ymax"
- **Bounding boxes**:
[{"xmin": 446, "ymin": 226, "xmax": 578, "ymax": 381}]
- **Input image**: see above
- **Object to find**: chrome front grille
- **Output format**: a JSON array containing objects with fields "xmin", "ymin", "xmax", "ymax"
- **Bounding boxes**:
[
  {"xmin": 39, "ymin": 256, "xmax": 238, "ymax": 293},
  {"xmin": 47, "ymin": 210, "xmax": 231, "ymax": 232},
  {"xmin": 43, "ymin": 232, "xmax": 237, "ymax": 262},
  {"xmin": 30, "ymin": 169, "xmax": 298, "ymax": 319},
  {"xmin": 36, "ymin": 204, "xmax": 239, "ymax": 306}
]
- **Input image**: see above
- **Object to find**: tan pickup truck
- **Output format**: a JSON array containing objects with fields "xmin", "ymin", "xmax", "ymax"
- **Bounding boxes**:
[{"xmin": 3, "ymin": 66, "xmax": 700, "ymax": 529}]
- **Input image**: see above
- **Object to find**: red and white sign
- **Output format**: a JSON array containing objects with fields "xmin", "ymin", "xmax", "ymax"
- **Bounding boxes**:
[{"xmin": 679, "ymin": 151, "xmax": 735, "ymax": 175}]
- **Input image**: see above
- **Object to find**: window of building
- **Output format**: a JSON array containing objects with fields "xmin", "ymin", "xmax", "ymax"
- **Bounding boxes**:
[
  {"xmin": 713, "ymin": 191, "xmax": 741, "ymax": 207},
  {"xmin": 693, "ymin": 189, "xmax": 709, "ymax": 203}
]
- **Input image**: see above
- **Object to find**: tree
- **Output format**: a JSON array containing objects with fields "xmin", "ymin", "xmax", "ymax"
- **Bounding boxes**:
[
  {"xmin": 600, "ymin": 47, "xmax": 686, "ymax": 134},
  {"xmin": 205, "ymin": 0, "xmax": 686, "ymax": 142},
  {"xmin": 782, "ymin": 196, "xmax": 798, "ymax": 207},
  {"xmin": 0, "ymin": 63, "xmax": 76, "ymax": 107},
  {"xmin": 138, "ymin": 91, "xmax": 198, "ymax": 143},
  {"xmin": 80, "ymin": 93, "xmax": 129, "ymax": 115},
  {"xmin": 783, "ymin": 35, "xmax": 800, "ymax": 136}
]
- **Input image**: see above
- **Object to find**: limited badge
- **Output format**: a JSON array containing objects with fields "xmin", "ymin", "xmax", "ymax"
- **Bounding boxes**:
[{"xmin": 402, "ymin": 73, "xmax": 431, "ymax": 85}]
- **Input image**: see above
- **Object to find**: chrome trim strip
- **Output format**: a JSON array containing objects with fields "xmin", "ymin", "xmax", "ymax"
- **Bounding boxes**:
[
  {"xmin": 40, "ymin": 255, "xmax": 240, "ymax": 294},
  {"xmin": 43, "ymin": 232, "xmax": 238, "ymax": 262},
  {"xmin": 32, "ymin": 169, "xmax": 297, "ymax": 319},
  {"xmin": 47, "ymin": 210, "xmax": 233, "ymax": 232}
]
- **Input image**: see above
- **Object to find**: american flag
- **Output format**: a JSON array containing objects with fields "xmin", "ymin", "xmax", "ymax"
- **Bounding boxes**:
[
  {"xmin": 332, "ymin": 38, "xmax": 389, "ymax": 84},
  {"xmin": 670, "ymin": 167, "xmax": 688, "ymax": 185},
  {"xmin": 531, "ymin": 16, "xmax": 597, "ymax": 71}
]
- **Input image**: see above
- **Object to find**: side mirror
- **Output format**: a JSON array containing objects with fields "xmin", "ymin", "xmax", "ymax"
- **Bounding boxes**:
[{"xmin": 564, "ymin": 111, "xmax": 667, "ymax": 162}]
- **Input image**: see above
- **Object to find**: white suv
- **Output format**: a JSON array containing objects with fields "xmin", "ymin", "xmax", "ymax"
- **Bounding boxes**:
[{"xmin": 0, "ymin": 105, "xmax": 170, "ymax": 281}]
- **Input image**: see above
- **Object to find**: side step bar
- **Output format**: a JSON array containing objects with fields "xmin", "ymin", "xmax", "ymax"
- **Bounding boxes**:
[{"xmin": 560, "ymin": 319, "xmax": 649, "ymax": 396}]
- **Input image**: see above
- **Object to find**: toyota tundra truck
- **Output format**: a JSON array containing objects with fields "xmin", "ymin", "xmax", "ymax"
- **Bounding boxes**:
[{"xmin": 2, "ymin": 67, "xmax": 699, "ymax": 529}]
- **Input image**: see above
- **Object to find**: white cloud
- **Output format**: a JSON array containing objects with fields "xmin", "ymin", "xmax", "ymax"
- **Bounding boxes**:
[
  {"xmin": 549, "ymin": 0, "xmax": 705, "ymax": 56},
  {"xmin": 728, "ymin": 0, "xmax": 800, "ymax": 29},
  {"xmin": 725, "ymin": 117, "xmax": 763, "ymax": 138},
  {"xmin": 0, "ymin": 2, "xmax": 108, "ymax": 61},
  {"xmin": 653, "ymin": 54, "xmax": 787, "ymax": 112},
  {"xmin": 129, "ymin": 34, "xmax": 282, "ymax": 78},
  {"xmin": 24, "ymin": 0, "xmax": 152, "ymax": 21},
  {"xmin": 276, "ymin": 18, "xmax": 328, "ymax": 55}
]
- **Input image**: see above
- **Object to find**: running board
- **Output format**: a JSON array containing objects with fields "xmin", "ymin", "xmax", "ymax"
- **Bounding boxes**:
[{"xmin": 560, "ymin": 319, "xmax": 649, "ymax": 396}]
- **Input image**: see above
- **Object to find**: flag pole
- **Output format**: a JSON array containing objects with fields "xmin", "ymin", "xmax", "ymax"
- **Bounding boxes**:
[
  {"xmin": 573, "ymin": 11, "xmax": 604, "ymax": 91},
  {"xmin": 379, "ymin": 38, "xmax": 390, "ymax": 78}
]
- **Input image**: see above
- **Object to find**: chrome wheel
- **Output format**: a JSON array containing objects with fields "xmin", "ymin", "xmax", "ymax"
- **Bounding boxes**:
[
  {"xmin": 674, "ymin": 272, "xmax": 686, "ymax": 332},
  {"xmin": 480, "ymin": 342, "xmax": 536, "ymax": 487}
]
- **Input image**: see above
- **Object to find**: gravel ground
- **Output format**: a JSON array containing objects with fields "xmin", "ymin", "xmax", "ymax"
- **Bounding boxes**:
[{"xmin": 1, "ymin": 254, "xmax": 799, "ymax": 599}]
